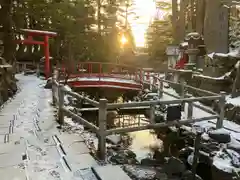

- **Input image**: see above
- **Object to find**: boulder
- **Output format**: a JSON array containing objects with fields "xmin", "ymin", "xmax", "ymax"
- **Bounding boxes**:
[
  {"xmin": 163, "ymin": 157, "xmax": 186, "ymax": 176},
  {"xmin": 44, "ymin": 79, "xmax": 52, "ymax": 89},
  {"xmin": 208, "ymin": 129, "xmax": 231, "ymax": 143}
]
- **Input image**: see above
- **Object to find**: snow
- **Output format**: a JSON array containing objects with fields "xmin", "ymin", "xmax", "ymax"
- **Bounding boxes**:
[
  {"xmin": 65, "ymin": 76, "xmax": 140, "ymax": 85},
  {"xmin": 208, "ymin": 53, "xmax": 215, "ymax": 59},
  {"xmin": 21, "ymin": 29, "xmax": 57, "ymax": 36},
  {"xmin": 207, "ymin": 50, "xmax": 240, "ymax": 59},
  {"xmin": 226, "ymin": 95, "xmax": 240, "ymax": 106},
  {"xmin": 236, "ymin": 61, "xmax": 240, "ymax": 68},
  {"xmin": 106, "ymin": 134, "xmax": 122, "ymax": 145},
  {"xmin": 193, "ymin": 73, "xmax": 229, "ymax": 80},
  {"xmin": 0, "ymin": 74, "xmax": 99, "ymax": 180},
  {"xmin": 92, "ymin": 165, "xmax": 132, "ymax": 180},
  {"xmin": 180, "ymin": 42, "xmax": 188, "ymax": 47},
  {"xmin": 64, "ymin": 85, "xmax": 72, "ymax": 92},
  {"xmin": 213, "ymin": 149, "xmax": 240, "ymax": 173}
]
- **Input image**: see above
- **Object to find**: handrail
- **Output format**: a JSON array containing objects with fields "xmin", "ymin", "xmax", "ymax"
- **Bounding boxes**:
[
  {"xmin": 51, "ymin": 62, "xmax": 226, "ymax": 161},
  {"xmin": 107, "ymin": 95, "xmax": 221, "ymax": 109},
  {"xmin": 64, "ymin": 89, "xmax": 99, "ymax": 107}
]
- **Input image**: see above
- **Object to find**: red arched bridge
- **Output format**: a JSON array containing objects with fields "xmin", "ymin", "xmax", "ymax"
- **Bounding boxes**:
[{"xmin": 56, "ymin": 62, "xmax": 162, "ymax": 91}]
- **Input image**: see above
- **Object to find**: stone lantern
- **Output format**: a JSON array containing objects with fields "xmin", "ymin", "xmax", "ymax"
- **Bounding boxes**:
[{"xmin": 185, "ymin": 32, "xmax": 203, "ymax": 70}]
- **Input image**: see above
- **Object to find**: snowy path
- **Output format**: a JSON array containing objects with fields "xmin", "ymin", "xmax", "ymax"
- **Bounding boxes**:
[{"xmin": 0, "ymin": 74, "xmax": 99, "ymax": 180}]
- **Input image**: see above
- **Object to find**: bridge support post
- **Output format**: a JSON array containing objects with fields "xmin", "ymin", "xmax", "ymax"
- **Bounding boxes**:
[
  {"xmin": 159, "ymin": 80, "xmax": 163, "ymax": 98},
  {"xmin": 180, "ymin": 78, "xmax": 185, "ymax": 111},
  {"xmin": 216, "ymin": 91, "xmax": 226, "ymax": 129},
  {"xmin": 150, "ymin": 104, "xmax": 155, "ymax": 124},
  {"xmin": 58, "ymin": 85, "xmax": 65, "ymax": 125},
  {"xmin": 98, "ymin": 98, "xmax": 107, "ymax": 161},
  {"xmin": 52, "ymin": 68, "xmax": 57, "ymax": 105},
  {"xmin": 187, "ymin": 102, "xmax": 193, "ymax": 119}
]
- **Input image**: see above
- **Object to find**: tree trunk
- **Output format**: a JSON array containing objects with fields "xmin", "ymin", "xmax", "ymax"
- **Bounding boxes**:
[
  {"xmin": 196, "ymin": 0, "xmax": 205, "ymax": 35},
  {"xmin": 178, "ymin": 0, "xmax": 188, "ymax": 41},
  {"xmin": 172, "ymin": 0, "xmax": 179, "ymax": 44},
  {"xmin": 204, "ymin": 0, "xmax": 229, "ymax": 53},
  {"xmin": 1, "ymin": 0, "xmax": 15, "ymax": 64},
  {"xmin": 97, "ymin": 0, "xmax": 101, "ymax": 34},
  {"xmin": 232, "ymin": 61, "xmax": 240, "ymax": 98}
]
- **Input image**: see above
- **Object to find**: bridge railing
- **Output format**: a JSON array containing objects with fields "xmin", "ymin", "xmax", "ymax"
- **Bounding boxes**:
[
  {"xmin": 56, "ymin": 62, "xmax": 155, "ymax": 84},
  {"xmin": 51, "ymin": 65, "xmax": 226, "ymax": 161}
]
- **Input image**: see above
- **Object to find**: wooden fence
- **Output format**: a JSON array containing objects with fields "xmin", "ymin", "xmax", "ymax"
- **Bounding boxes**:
[{"xmin": 51, "ymin": 69, "xmax": 225, "ymax": 160}]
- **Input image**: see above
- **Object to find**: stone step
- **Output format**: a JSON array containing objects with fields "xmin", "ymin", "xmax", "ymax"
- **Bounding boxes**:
[
  {"xmin": 0, "ymin": 152, "xmax": 23, "ymax": 168},
  {"xmin": 92, "ymin": 165, "xmax": 131, "ymax": 180},
  {"xmin": 66, "ymin": 153, "xmax": 98, "ymax": 170},
  {"xmin": 0, "ymin": 166, "xmax": 26, "ymax": 180}
]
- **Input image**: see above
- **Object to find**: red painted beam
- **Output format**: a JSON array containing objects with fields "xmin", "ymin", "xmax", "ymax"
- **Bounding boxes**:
[{"xmin": 68, "ymin": 81, "xmax": 142, "ymax": 90}]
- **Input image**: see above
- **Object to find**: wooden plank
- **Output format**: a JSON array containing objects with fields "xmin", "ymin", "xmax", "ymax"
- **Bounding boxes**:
[{"xmin": 92, "ymin": 165, "xmax": 131, "ymax": 180}]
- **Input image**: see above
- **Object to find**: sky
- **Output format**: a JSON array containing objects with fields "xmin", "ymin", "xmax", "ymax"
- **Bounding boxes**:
[
  {"xmin": 129, "ymin": 0, "xmax": 169, "ymax": 47},
  {"xmin": 129, "ymin": 0, "xmax": 157, "ymax": 47}
]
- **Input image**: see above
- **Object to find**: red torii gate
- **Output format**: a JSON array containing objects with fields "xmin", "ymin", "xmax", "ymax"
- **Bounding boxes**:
[{"xmin": 16, "ymin": 29, "xmax": 57, "ymax": 78}]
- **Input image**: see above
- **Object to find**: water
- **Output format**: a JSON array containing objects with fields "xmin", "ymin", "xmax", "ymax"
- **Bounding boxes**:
[{"xmin": 128, "ymin": 130, "xmax": 163, "ymax": 162}]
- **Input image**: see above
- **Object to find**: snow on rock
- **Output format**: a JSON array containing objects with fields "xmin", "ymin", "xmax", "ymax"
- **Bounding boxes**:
[
  {"xmin": 64, "ymin": 85, "xmax": 72, "ymax": 92},
  {"xmin": 208, "ymin": 53, "xmax": 215, "ymax": 59},
  {"xmin": 207, "ymin": 50, "xmax": 240, "ymax": 59},
  {"xmin": 123, "ymin": 165, "xmax": 157, "ymax": 180},
  {"xmin": 226, "ymin": 95, "xmax": 240, "ymax": 107},
  {"xmin": 213, "ymin": 149, "xmax": 240, "ymax": 173},
  {"xmin": 193, "ymin": 73, "xmax": 229, "ymax": 80},
  {"xmin": 106, "ymin": 134, "xmax": 122, "ymax": 145}
]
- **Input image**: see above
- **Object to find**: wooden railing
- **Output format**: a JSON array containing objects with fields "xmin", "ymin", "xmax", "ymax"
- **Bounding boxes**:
[{"xmin": 51, "ymin": 67, "xmax": 225, "ymax": 161}]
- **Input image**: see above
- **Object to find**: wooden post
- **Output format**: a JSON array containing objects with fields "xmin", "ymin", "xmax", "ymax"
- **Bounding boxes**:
[
  {"xmin": 187, "ymin": 102, "xmax": 193, "ymax": 119},
  {"xmin": 52, "ymin": 68, "xmax": 57, "ymax": 106},
  {"xmin": 178, "ymin": 0, "xmax": 187, "ymax": 40},
  {"xmin": 180, "ymin": 78, "xmax": 185, "ymax": 111},
  {"xmin": 149, "ymin": 104, "xmax": 155, "ymax": 124},
  {"xmin": 98, "ymin": 98, "xmax": 107, "ymax": 161},
  {"xmin": 159, "ymin": 79, "xmax": 163, "ymax": 98},
  {"xmin": 58, "ymin": 85, "xmax": 65, "ymax": 125},
  {"xmin": 192, "ymin": 131, "xmax": 202, "ymax": 180},
  {"xmin": 216, "ymin": 91, "xmax": 226, "ymax": 129},
  {"xmin": 172, "ymin": 0, "xmax": 179, "ymax": 43},
  {"xmin": 231, "ymin": 60, "xmax": 240, "ymax": 98},
  {"xmin": 23, "ymin": 63, "xmax": 27, "ymax": 71}
]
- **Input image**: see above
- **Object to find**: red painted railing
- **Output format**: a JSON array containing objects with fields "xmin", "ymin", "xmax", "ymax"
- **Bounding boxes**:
[{"xmin": 56, "ymin": 62, "xmax": 162, "ymax": 89}]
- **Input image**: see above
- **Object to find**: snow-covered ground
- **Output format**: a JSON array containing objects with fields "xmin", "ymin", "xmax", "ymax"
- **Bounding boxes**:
[{"xmin": 0, "ymin": 74, "xmax": 122, "ymax": 180}]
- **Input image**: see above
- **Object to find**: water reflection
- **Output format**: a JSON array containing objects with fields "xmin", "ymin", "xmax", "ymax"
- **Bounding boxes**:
[{"xmin": 128, "ymin": 130, "xmax": 163, "ymax": 161}]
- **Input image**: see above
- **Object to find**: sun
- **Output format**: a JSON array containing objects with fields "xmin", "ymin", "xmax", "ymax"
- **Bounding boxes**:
[{"xmin": 120, "ymin": 34, "xmax": 128, "ymax": 45}]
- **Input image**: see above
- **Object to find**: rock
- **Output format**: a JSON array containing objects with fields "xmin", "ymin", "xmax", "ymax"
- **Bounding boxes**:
[
  {"xmin": 106, "ymin": 134, "xmax": 122, "ymax": 145},
  {"xmin": 141, "ymin": 158, "xmax": 163, "ymax": 166},
  {"xmin": 208, "ymin": 129, "xmax": 231, "ymax": 143},
  {"xmin": 163, "ymin": 157, "xmax": 186, "ymax": 176},
  {"xmin": 227, "ymin": 142, "xmax": 240, "ymax": 154},
  {"xmin": 44, "ymin": 79, "xmax": 52, "ymax": 89},
  {"xmin": 109, "ymin": 149, "xmax": 137, "ymax": 165},
  {"xmin": 123, "ymin": 165, "xmax": 157, "ymax": 180},
  {"xmin": 107, "ymin": 111, "xmax": 118, "ymax": 129},
  {"xmin": 181, "ymin": 170, "xmax": 203, "ymax": 180},
  {"xmin": 155, "ymin": 113, "xmax": 165, "ymax": 123},
  {"xmin": 24, "ymin": 70, "xmax": 36, "ymax": 75}
]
